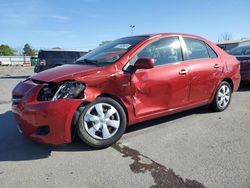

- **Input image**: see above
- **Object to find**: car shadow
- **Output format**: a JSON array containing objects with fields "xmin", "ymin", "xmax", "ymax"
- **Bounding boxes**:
[
  {"xmin": 126, "ymin": 105, "xmax": 211, "ymax": 133},
  {"xmin": 0, "ymin": 110, "xmax": 94, "ymax": 162},
  {"xmin": 0, "ymin": 105, "xmax": 212, "ymax": 162}
]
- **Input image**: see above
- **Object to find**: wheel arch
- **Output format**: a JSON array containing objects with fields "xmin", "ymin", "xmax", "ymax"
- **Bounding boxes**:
[
  {"xmin": 222, "ymin": 77, "xmax": 234, "ymax": 91},
  {"xmin": 97, "ymin": 93, "xmax": 129, "ymax": 123},
  {"xmin": 71, "ymin": 93, "xmax": 129, "ymax": 141}
]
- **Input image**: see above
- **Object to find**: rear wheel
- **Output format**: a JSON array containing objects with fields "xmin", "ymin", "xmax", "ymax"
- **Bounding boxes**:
[
  {"xmin": 211, "ymin": 81, "xmax": 232, "ymax": 112},
  {"xmin": 77, "ymin": 97, "xmax": 127, "ymax": 148}
]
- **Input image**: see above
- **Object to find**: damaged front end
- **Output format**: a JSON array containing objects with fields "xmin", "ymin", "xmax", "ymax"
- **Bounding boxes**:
[{"xmin": 11, "ymin": 78, "xmax": 87, "ymax": 144}]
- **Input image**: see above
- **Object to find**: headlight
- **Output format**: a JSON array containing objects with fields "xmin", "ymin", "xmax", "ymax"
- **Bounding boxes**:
[
  {"xmin": 52, "ymin": 81, "xmax": 85, "ymax": 101},
  {"xmin": 37, "ymin": 81, "xmax": 85, "ymax": 101}
]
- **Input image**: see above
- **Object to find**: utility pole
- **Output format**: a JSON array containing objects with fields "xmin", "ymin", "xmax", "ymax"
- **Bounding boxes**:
[{"xmin": 129, "ymin": 25, "xmax": 135, "ymax": 36}]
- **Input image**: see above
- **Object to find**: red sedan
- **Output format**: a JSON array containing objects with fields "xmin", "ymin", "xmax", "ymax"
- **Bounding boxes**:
[{"xmin": 12, "ymin": 33, "xmax": 240, "ymax": 148}]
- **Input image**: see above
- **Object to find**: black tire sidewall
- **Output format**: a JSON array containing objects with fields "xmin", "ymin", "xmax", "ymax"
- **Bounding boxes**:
[{"xmin": 77, "ymin": 97, "xmax": 127, "ymax": 148}]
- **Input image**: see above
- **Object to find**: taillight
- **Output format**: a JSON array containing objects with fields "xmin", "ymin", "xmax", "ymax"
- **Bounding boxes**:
[{"xmin": 39, "ymin": 59, "xmax": 46, "ymax": 66}]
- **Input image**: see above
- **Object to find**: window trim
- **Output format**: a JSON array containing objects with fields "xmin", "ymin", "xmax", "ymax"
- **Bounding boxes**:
[
  {"xmin": 123, "ymin": 35, "xmax": 184, "ymax": 71},
  {"xmin": 205, "ymin": 43, "xmax": 218, "ymax": 58}
]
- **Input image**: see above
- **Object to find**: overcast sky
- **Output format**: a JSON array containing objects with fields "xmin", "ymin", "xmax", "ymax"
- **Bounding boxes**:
[{"xmin": 0, "ymin": 0, "xmax": 250, "ymax": 51}]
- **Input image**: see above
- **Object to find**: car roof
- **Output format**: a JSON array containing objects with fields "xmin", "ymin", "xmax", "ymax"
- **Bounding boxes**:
[{"xmin": 128, "ymin": 33, "xmax": 207, "ymax": 40}]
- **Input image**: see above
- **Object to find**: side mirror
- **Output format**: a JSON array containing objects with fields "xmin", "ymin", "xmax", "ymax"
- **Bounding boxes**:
[{"xmin": 134, "ymin": 58, "xmax": 154, "ymax": 70}]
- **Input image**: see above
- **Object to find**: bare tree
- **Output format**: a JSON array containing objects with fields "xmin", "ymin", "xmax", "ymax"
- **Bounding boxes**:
[{"xmin": 219, "ymin": 32, "xmax": 232, "ymax": 42}]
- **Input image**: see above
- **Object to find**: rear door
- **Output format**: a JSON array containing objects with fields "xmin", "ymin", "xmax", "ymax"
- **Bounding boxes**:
[
  {"xmin": 129, "ymin": 36, "xmax": 191, "ymax": 117},
  {"xmin": 183, "ymin": 37, "xmax": 223, "ymax": 104}
]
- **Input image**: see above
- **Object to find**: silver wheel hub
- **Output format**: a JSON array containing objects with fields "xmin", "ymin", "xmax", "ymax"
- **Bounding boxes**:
[
  {"xmin": 83, "ymin": 103, "xmax": 120, "ymax": 140},
  {"xmin": 217, "ymin": 85, "xmax": 230, "ymax": 109}
]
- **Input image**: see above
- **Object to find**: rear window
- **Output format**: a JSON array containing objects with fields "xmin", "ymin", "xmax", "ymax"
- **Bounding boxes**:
[
  {"xmin": 39, "ymin": 51, "xmax": 64, "ymax": 59},
  {"xmin": 38, "ymin": 51, "xmax": 86, "ymax": 60},
  {"xmin": 64, "ymin": 52, "xmax": 82, "ymax": 59}
]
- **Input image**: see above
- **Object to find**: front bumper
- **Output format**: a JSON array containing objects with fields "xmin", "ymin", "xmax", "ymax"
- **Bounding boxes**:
[{"xmin": 12, "ymin": 80, "xmax": 83, "ymax": 144}]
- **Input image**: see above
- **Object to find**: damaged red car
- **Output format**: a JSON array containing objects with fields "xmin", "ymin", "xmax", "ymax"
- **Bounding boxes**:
[{"xmin": 12, "ymin": 33, "xmax": 240, "ymax": 148}]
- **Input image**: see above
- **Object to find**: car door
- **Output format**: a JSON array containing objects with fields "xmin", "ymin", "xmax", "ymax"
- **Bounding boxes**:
[
  {"xmin": 182, "ymin": 37, "xmax": 223, "ymax": 104},
  {"xmin": 129, "ymin": 36, "xmax": 191, "ymax": 117}
]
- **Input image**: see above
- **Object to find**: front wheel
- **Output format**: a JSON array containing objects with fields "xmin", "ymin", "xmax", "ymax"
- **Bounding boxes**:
[
  {"xmin": 77, "ymin": 97, "xmax": 127, "ymax": 148},
  {"xmin": 211, "ymin": 81, "xmax": 232, "ymax": 112}
]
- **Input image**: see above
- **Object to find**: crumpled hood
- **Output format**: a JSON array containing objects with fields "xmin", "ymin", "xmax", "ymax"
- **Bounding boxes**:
[{"xmin": 31, "ymin": 64, "xmax": 102, "ymax": 82}]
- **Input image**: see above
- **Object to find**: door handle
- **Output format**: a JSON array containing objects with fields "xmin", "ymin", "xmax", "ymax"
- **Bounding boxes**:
[
  {"xmin": 214, "ymin": 64, "xmax": 221, "ymax": 68},
  {"xmin": 179, "ymin": 69, "xmax": 189, "ymax": 75}
]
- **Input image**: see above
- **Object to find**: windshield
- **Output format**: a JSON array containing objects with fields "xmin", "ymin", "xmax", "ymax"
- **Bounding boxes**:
[{"xmin": 75, "ymin": 36, "xmax": 148, "ymax": 65}]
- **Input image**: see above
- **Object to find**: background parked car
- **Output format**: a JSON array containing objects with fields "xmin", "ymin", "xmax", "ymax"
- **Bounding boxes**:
[
  {"xmin": 229, "ymin": 46, "xmax": 250, "ymax": 82},
  {"xmin": 34, "ymin": 49, "xmax": 87, "ymax": 73}
]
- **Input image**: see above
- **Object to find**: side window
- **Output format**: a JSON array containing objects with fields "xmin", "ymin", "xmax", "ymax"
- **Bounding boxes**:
[
  {"xmin": 184, "ymin": 38, "xmax": 209, "ymax": 60},
  {"xmin": 45, "ymin": 51, "xmax": 64, "ymax": 60},
  {"xmin": 244, "ymin": 47, "xmax": 250, "ymax": 55},
  {"xmin": 206, "ymin": 44, "xmax": 217, "ymax": 58},
  {"xmin": 229, "ymin": 47, "xmax": 244, "ymax": 55},
  {"xmin": 136, "ymin": 37, "xmax": 183, "ymax": 66}
]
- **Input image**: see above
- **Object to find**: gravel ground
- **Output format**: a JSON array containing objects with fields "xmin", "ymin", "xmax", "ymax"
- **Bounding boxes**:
[
  {"xmin": 0, "ymin": 66, "xmax": 250, "ymax": 188},
  {"xmin": 0, "ymin": 66, "xmax": 34, "ymax": 77},
  {"xmin": 0, "ymin": 66, "xmax": 34, "ymax": 103}
]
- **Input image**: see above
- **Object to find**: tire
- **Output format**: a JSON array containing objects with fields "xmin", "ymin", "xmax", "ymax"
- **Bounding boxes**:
[
  {"xmin": 77, "ymin": 97, "xmax": 127, "ymax": 148},
  {"xmin": 211, "ymin": 81, "xmax": 232, "ymax": 112}
]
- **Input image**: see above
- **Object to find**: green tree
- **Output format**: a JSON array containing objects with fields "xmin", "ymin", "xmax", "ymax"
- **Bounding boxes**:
[
  {"xmin": 23, "ymin": 43, "xmax": 36, "ymax": 56},
  {"xmin": 0, "ymin": 44, "xmax": 15, "ymax": 56}
]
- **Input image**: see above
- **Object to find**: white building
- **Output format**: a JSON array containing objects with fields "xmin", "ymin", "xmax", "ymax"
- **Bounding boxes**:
[
  {"xmin": 0, "ymin": 56, "xmax": 31, "ymax": 66},
  {"xmin": 217, "ymin": 39, "xmax": 250, "ymax": 51}
]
